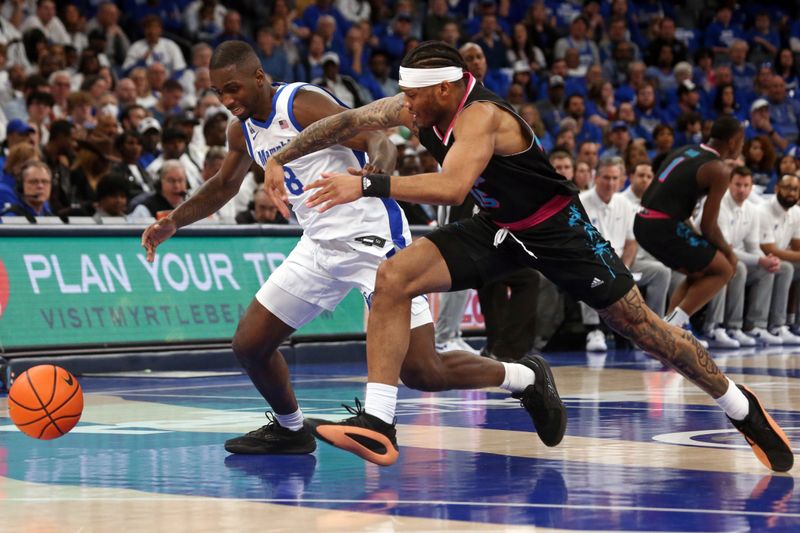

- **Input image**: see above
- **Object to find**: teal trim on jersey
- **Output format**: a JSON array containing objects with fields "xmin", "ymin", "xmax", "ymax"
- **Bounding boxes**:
[{"xmin": 240, "ymin": 121, "xmax": 255, "ymax": 161}]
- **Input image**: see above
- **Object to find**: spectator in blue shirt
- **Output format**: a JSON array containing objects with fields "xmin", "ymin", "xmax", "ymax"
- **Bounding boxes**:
[
  {"xmin": 634, "ymin": 82, "xmax": 666, "ymax": 138},
  {"xmin": 775, "ymin": 48, "xmax": 800, "ymax": 97},
  {"xmin": 474, "ymin": 15, "xmax": 509, "ymax": 72},
  {"xmin": 704, "ymin": 6, "xmax": 743, "ymax": 58},
  {"xmin": 768, "ymin": 75, "xmax": 800, "ymax": 146},
  {"xmin": 747, "ymin": 98, "xmax": 789, "ymax": 154},
  {"xmin": 614, "ymin": 60, "xmax": 646, "ymax": 104},
  {"xmin": 710, "ymin": 83, "xmax": 746, "ymax": 122},
  {"xmin": 665, "ymin": 79, "xmax": 702, "ymax": 124},
  {"xmin": 602, "ymin": 40, "xmax": 636, "ymax": 89},
  {"xmin": 673, "ymin": 111, "xmax": 703, "ymax": 147},
  {"xmin": 379, "ymin": 14, "xmax": 414, "ymax": 61},
  {"xmin": 535, "ymin": 74, "xmax": 566, "ymax": 136},
  {"xmin": 744, "ymin": 135, "xmax": 777, "ymax": 191},
  {"xmin": 465, "ymin": 0, "xmax": 510, "ymax": 37},
  {"xmin": 747, "ymin": 11, "xmax": 780, "ymax": 67},
  {"xmin": 298, "ymin": 0, "xmax": 350, "ymax": 39},
  {"xmin": 565, "ymin": 93, "xmax": 602, "ymax": 145},
  {"xmin": 211, "ymin": 11, "xmax": 255, "ymax": 49},
  {"xmin": 617, "ymin": 101, "xmax": 651, "ymax": 145},
  {"xmin": 361, "ymin": 50, "xmax": 398, "ymax": 99},
  {"xmin": 256, "ymin": 27, "xmax": 291, "ymax": 83},
  {"xmin": 729, "ymin": 40, "xmax": 756, "ymax": 100},
  {"xmin": 0, "ymin": 160, "xmax": 53, "ymax": 222}
]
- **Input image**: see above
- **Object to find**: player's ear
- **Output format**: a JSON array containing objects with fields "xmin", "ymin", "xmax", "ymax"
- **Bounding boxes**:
[{"xmin": 255, "ymin": 67, "xmax": 266, "ymax": 87}]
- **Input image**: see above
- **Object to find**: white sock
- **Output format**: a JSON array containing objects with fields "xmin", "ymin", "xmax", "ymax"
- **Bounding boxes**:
[
  {"xmin": 365, "ymin": 382, "xmax": 398, "ymax": 424},
  {"xmin": 500, "ymin": 362, "xmax": 535, "ymax": 393},
  {"xmin": 665, "ymin": 307, "xmax": 690, "ymax": 327},
  {"xmin": 715, "ymin": 378, "xmax": 750, "ymax": 421},
  {"xmin": 275, "ymin": 408, "xmax": 304, "ymax": 431}
]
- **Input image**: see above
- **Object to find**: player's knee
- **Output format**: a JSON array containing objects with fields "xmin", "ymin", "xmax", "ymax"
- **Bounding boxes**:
[
  {"xmin": 375, "ymin": 260, "xmax": 413, "ymax": 299},
  {"xmin": 231, "ymin": 332, "xmax": 277, "ymax": 369}
]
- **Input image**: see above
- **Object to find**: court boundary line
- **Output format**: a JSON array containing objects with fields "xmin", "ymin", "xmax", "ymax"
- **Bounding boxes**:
[{"xmin": 3, "ymin": 495, "xmax": 798, "ymax": 518}]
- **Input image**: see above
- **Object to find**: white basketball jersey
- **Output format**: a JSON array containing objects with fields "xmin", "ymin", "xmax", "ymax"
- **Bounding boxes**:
[{"xmin": 241, "ymin": 83, "xmax": 410, "ymax": 257}]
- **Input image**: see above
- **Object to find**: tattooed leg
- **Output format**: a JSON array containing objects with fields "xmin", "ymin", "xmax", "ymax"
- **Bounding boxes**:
[{"xmin": 598, "ymin": 286, "xmax": 729, "ymax": 398}]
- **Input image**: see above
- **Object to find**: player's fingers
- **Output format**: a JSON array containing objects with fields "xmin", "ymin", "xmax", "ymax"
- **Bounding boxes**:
[
  {"xmin": 304, "ymin": 178, "xmax": 325, "ymax": 191},
  {"xmin": 346, "ymin": 166, "xmax": 364, "ymax": 176},
  {"xmin": 306, "ymin": 188, "xmax": 327, "ymax": 207}
]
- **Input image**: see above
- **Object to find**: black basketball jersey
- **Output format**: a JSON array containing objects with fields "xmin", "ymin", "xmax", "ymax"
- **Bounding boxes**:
[
  {"xmin": 418, "ymin": 77, "xmax": 578, "ymax": 224},
  {"xmin": 641, "ymin": 144, "xmax": 721, "ymax": 220}
]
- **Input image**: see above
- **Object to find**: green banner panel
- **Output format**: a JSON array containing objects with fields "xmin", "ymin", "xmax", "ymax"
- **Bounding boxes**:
[{"xmin": 0, "ymin": 235, "xmax": 365, "ymax": 349}]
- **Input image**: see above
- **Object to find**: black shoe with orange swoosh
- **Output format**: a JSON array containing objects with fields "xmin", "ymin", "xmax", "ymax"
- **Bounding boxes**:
[
  {"xmin": 305, "ymin": 398, "xmax": 399, "ymax": 466},
  {"xmin": 727, "ymin": 385, "xmax": 794, "ymax": 472}
]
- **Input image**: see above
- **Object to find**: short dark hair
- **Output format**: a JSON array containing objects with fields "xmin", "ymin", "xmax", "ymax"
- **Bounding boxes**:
[
  {"xmin": 121, "ymin": 104, "xmax": 145, "ymax": 122},
  {"xmin": 162, "ymin": 79, "xmax": 183, "ymax": 92},
  {"xmin": 26, "ymin": 90, "xmax": 54, "ymax": 107},
  {"xmin": 210, "ymin": 40, "xmax": 259, "ymax": 71},
  {"xmin": 709, "ymin": 115, "xmax": 742, "ymax": 142},
  {"xmin": 114, "ymin": 130, "xmax": 141, "ymax": 152},
  {"xmin": 49, "ymin": 119, "xmax": 73, "ymax": 140},
  {"xmin": 400, "ymin": 40, "xmax": 467, "ymax": 71},
  {"xmin": 548, "ymin": 149, "xmax": 573, "ymax": 162},
  {"xmin": 730, "ymin": 165, "xmax": 752, "ymax": 180},
  {"xmin": 96, "ymin": 173, "xmax": 130, "ymax": 200}
]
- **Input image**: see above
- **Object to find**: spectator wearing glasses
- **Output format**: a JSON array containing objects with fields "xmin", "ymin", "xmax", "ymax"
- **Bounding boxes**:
[{"xmin": 1, "ymin": 160, "xmax": 53, "ymax": 222}]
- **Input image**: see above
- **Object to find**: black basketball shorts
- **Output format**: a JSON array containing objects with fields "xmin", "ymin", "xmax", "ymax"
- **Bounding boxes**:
[
  {"xmin": 633, "ymin": 213, "xmax": 717, "ymax": 273},
  {"xmin": 425, "ymin": 199, "xmax": 634, "ymax": 310}
]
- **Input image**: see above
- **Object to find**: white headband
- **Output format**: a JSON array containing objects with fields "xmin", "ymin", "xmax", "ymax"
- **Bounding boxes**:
[{"xmin": 399, "ymin": 66, "xmax": 464, "ymax": 88}]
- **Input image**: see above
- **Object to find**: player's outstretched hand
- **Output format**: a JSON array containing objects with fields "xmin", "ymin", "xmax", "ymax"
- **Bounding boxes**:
[
  {"xmin": 305, "ymin": 172, "xmax": 362, "ymax": 212},
  {"xmin": 141, "ymin": 218, "xmax": 177, "ymax": 263},
  {"xmin": 345, "ymin": 163, "xmax": 383, "ymax": 176},
  {"xmin": 264, "ymin": 158, "xmax": 291, "ymax": 218}
]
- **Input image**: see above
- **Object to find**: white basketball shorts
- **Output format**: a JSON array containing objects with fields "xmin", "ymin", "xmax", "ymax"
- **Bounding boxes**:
[{"xmin": 255, "ymin": 236, "xmax": 432, "ymax": 330}]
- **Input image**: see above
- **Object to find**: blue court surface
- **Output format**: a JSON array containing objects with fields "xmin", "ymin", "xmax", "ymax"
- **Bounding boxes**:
[{"xmin": 1, "ymin": 348, "xmax": 799, "ymax": 532}]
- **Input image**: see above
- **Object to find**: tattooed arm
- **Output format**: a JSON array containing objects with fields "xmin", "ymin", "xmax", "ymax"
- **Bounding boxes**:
[
  {"xmin": 272, "ymin": 93, "xmax": 411, "ymax": 166},
  {"xmin": 141, "ymin": 121, "xmax": 252, "ymax": 262},
  {"xmin": 265, "ymin": 94, "xmax": 411, "ymax": 214}
]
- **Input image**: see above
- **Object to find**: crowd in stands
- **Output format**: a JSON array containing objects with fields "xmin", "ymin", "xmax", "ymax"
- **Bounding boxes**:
[{"xmin": 2, "ymin": 0, "xmax": 800, "ymax": 349}]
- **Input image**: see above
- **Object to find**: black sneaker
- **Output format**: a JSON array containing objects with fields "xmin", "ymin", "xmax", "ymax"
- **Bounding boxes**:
[
  {"xmin": 727, "ymin": 385, "xmax": 794, "ymax": 472},
  {"xmin": 512, "ymin": 354, "xmax": 567, "ymax": 447},
  {"xmin": 305, "ymin": 398, "xmax": 399, "ymax": 466},
  {"xmin": 224, "ymin": 412, "xmax": 316, "ymax": 455}
]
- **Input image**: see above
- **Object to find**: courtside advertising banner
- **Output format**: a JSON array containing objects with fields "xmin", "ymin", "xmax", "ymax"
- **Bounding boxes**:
[{"xmin": 0, "ymin": 235, "xmax": 365, "ymax": 349}]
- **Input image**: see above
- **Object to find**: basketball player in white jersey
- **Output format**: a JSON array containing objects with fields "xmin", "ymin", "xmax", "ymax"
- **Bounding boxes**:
[{"xmin": 141, "ymin": 41, "xmax": 563, "ymax": 457}]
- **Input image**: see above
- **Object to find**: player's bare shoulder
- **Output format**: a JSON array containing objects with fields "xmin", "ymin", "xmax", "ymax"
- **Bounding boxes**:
[{"xmin": 226, "ymin": 118, "xmax": 248, "ymax": 153}]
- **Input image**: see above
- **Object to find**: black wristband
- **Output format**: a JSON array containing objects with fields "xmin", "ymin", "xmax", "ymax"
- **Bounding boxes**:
[{"xmin": 361, "ymin": 173, "xmax": 391, "ymax": 198}]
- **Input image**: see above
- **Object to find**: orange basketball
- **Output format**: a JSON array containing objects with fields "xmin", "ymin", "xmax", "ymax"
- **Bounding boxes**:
[{"xmin": 8, "ymin": 365, "xmax": 83, "ymax": 440}]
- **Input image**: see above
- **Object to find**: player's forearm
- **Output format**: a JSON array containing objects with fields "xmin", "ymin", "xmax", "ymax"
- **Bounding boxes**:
[
  {"xmin": 272, "ymin": 95, "xmax": 406, "ymax": 165},
  {"xmin": 621, "ymin": 241, "xmax": 637, "ymax": 268},
  {"xmin": 387, "ymin": 173, "xmax": 470, "ymax": 205},
  {"xmin": 365, "ymin": 132, "xmax": 397, "ymax": 174},
  {"xmin": 166, "ymin": 176, "xmax": 238, "ymax": 229},
  {"xmin": 765, "ymin": 246, "xmax": 800, "ymax": 263}
]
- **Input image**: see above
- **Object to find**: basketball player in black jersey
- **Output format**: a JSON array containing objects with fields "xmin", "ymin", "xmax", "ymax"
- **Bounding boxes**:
[
  {"xmin": 634, "ymin": 118, "xmax": 740, "ymax": 340},
  {"xmin": 265, "ymin": 42, "xmax": 793, "ymax": 472}
]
